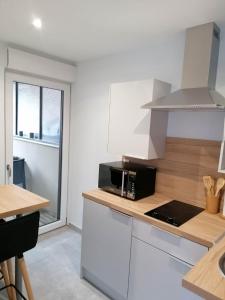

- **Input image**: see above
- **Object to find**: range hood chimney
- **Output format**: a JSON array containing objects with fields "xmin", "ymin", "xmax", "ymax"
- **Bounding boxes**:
[{"xmin": 144, "ymin": 22, "xmax": 225, "ymax": 110}]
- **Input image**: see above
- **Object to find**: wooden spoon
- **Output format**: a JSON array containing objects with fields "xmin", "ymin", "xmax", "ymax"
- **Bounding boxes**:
[
  {"xmin": 209, "ymin": 176, "xmax": 215, "ymax": 196},
  {"xmin": 215, "ymin": 177, "xmax": 225, "ymax": 197},
  {"xmin": 203, "ymin": 176, "xmax": 215, "ymax": 197}
]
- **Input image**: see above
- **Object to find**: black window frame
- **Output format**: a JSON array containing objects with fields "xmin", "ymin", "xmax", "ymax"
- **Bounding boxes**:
[{"xmin": 14, "ymin": 81, "xmax": 62, "ymax": 146}]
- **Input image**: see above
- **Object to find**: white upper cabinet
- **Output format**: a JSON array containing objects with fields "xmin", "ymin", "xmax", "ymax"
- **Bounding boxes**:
[{"xmin": 108, "ymin": 79, "xmax": 171, "ymax": 159}]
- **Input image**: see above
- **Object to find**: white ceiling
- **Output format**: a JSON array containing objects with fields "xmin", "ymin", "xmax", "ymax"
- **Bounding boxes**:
[{"xmin": 0, "ymin": 0, "xmax": 225, "ymax": 63}]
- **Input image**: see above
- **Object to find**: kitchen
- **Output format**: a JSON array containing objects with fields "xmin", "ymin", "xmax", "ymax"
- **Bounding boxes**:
[{"xmin": 0, "ymin": 1, "xmax": 225, "ymax": 300}]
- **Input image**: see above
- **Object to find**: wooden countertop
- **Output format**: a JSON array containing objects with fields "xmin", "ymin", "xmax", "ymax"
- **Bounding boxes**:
[
  {"xmin": 0, "ymin": 184, "xmax": 49, "ymax": 218},
  {"xmin": 183, "ymin": 236, "xmax": 225, "ymax": 300},
  {"xmin": 83, "ymin": 189, "xmax": 225, "ymax": 248}
]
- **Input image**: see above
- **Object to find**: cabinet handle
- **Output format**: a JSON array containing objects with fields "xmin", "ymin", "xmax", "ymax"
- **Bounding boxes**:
[
  {"xmin": 169, "ymin": 254, "xmax": 192, "ymax": 268},
  {"xmin": 151, "ymin": 224, "xmax": 182, "ymax": 240},
  {"xmin": 110, "ymin": 208, "xmax": 131, "ymax": 218}
]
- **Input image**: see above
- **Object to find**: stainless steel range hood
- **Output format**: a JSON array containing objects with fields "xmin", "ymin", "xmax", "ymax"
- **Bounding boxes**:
[{"xmin": 144, "ymin": 22, "xmax": 225, "ymax": 110}]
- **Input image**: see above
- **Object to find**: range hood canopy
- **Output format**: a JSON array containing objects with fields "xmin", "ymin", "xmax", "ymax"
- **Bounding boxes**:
[{"xmin": 144, "ymin": 22, "xmax": 225, "ymax": 110}]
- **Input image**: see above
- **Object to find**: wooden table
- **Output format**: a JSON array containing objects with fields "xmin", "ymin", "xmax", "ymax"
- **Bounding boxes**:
[
  {"xmin": 0, "ymin": 184, "xmax": 49, "ymax": 218},
  {"xmin": 0, "ymin": 184, "xmax": 49, "ymax": 299}
]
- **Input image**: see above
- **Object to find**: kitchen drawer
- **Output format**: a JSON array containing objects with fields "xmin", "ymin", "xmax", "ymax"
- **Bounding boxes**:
[{"xmin": 132, "ymin": 218, "xmax": 208, "ymax": 265}]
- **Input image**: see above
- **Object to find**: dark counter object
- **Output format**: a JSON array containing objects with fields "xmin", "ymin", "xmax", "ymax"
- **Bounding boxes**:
[
  {"xmin": 13, "ymin": 157, "xmax": 26, "ymax": 189},
  {"xmin": 98, "ymin": 161, "xmax": 156, "ymax": 200},
  {"xmin": 145, "ymin": 200, "xmax": 204, "ymax": 227}
]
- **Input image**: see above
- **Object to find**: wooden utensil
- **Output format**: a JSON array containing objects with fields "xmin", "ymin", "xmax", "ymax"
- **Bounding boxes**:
[
  {"xmin": 203, "ymin": 176, "xmax": 214, "ymax": 197},
  {"xmin": 210, "ymin": 176, "xmax": 215, "ymax": 191},
  {"xmin": 215, "ymin": 177, "xmax": 225, "ymax": 197},
  {"xmin": 203, "ymin": 176, "xmax": 224, "ymax": 214}
]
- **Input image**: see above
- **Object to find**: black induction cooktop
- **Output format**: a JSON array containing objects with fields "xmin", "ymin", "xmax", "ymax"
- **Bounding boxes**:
[{"xmin": 144, "ymin": 200, "xmax": 204, "ymax": 227}]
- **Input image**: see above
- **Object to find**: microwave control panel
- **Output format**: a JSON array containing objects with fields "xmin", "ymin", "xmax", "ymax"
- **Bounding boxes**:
[{"xmin": 127, "ymin": 172, "xmax": 136, "ymax": 200}]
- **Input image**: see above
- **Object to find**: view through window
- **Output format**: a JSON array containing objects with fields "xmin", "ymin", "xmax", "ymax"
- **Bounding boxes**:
[{"xmin": 13, "ymin": 82, "xmax": 63, "ymax": 145}]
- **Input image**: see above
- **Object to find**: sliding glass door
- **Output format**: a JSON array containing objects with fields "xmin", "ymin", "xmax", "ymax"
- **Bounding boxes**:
[{"xmin": 5, "ymin": 72, "xmax": 70, "ymax": 233}]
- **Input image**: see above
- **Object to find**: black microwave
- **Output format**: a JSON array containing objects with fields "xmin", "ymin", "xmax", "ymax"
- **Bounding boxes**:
[{"xmin": 98, "ymin": 161, "xmax": 156, "ymax": 200}]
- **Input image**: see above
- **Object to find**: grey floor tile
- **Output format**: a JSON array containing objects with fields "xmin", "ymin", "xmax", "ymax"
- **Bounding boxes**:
[{"xmin": 24, "ymin": 226, "xmax": 109, "ymax": 300}]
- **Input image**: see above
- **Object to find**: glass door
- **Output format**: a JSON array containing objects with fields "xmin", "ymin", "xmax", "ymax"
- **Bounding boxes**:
[{"xmin": 5, "ymin": 72, "xmax": 70, "ymax": 234}]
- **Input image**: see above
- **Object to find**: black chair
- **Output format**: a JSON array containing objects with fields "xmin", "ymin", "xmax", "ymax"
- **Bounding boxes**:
[
  {"xmin": 13, "ymin": 157, "xmax": 26, "ymax": 189},
  {"xmin": 0, "ymin": 211, "xmax": 40, "ymax": 300}
]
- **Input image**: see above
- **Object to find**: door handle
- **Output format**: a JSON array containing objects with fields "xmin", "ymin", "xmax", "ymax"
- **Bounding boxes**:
[
  {"xmin": 7, "ymin": 164, "xmax": 12, "ymax": 177},
  {"xmin": 169, "ymin": 254, "xmax": 192, "ymax": 268}
]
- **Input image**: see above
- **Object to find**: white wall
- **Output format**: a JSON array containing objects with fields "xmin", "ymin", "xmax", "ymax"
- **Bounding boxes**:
[
  {"xmin": 68, "ymin": 29, "xmax": 225, "ymax": 229},
  {"xmin": 13, "ymin": 139, "xmax": 59, "ymax": 217},
  {"xmin": 7, "ymin": 48, "xmax": 77, "ymax": 83},
  {"xmin": 167, "ymin": 111, "xmax": 225, "ymax": 140}
]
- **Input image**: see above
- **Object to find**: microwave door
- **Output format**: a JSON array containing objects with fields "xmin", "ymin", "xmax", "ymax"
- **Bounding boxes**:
[
  {"xmin": 109, "ymin": 168, "xmax": 127, "ymax": 197},
  {"xmin": 98, "ymin": 165, "xmax": 128, "ymax": 197},
  {"xmin": 106, "ymin": 168, "xmax": 123, "ymax": 196}
]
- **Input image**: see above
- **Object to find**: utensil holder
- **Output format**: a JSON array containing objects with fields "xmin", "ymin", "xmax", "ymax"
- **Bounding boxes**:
[{"xmin": 206, "ymin": 195, "xmax": 220, "ymax": 214}]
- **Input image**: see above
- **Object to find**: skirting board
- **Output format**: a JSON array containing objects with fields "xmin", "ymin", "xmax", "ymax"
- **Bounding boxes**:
[{"xmin": 68, "ymin": 223, "xmax": 82, "ymax": 234}]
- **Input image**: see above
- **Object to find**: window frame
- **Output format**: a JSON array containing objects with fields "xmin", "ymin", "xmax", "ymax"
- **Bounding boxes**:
[{"xmin": 14, "ymin": 81, "xmax": 63, "ymax": 146}]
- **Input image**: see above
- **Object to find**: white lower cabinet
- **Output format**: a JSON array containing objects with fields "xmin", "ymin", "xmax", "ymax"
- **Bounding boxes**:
[
  {"xmin": 81, "ymin": 198, "xmax": 132, "ymax": 300},
  {"xmin": 81, "ymin": 200, "xmax": 207, "ymax": 300},
  {"xmin": 128, "ymin": 238, "xmax": 204, "ymax": 300}
]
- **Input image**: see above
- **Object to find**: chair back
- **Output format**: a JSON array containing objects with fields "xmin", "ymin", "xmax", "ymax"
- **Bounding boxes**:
[
  {"xmin": 13, "ymin": 157, "xmax": 26, "ymax": 188},
  {"xmin": 0, "ymin": 211, "xmax": 40, "ymax": 263}
]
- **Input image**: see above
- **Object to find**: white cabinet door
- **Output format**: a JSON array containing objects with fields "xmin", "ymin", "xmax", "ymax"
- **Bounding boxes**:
[
  {"xmin": 81, "ymin": 198, "xmax": 132, "ymax": 300},
  {"xmin": 128, "ymin": 238, "xmax": 203, "ymax": 300},
  {"xmin": 108, "ymin": 79, "xmax": 171, "ymax": 159}
]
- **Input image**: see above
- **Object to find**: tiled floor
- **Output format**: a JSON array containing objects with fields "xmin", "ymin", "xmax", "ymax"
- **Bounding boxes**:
[
  {"xmin": 25, "ymin": 226, "xmax": 109, "ymax": 300},
  {"xmin": 39, "ymin": 209, "xmax": 57, "ymax": 226}
]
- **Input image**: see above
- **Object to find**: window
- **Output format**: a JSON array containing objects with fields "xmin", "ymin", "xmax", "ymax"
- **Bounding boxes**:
[
  {"xmin": 14, "ymin": 82, "xmax": 62, "ymax": 145},
  {"xmin": 16, "ymin": 83, "xmax": 40, "ymax": 138},
  {"xmin": 42, "ymin": 88, "xmax": 61, "ymax": 144}
]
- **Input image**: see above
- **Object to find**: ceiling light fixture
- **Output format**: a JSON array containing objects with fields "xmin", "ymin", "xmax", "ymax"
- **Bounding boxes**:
[{"xmin": 32, "ymin": 18, "xmax": 42, "ymax": 29}]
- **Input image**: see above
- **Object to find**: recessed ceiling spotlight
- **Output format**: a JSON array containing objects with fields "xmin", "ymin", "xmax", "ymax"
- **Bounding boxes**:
[{"xmin": 32, "ymin": 18, "xmax": 42, "ymax": 29}]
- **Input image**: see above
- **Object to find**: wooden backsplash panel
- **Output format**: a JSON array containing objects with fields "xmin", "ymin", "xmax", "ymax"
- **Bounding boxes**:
[{"xmin": 126, "ymin": 137, "xmax": 224, "ymax": 209}]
